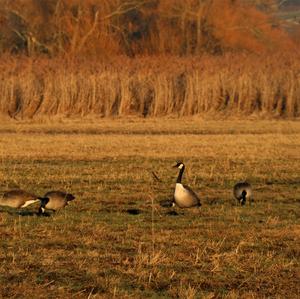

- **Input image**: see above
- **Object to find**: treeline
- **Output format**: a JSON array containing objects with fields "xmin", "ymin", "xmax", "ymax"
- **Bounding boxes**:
[{"xmin": 0, "ymin": 0, "xmax": 296, "ymax": 57}]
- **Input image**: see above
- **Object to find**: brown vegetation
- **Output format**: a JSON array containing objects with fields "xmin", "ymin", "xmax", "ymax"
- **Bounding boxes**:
[
  {"xmin": 0, "ymin": 54, "xmax": 299, "ymax": 119},
  {"xmin": 0, "ymin": 119, "xmax": 299, "ymax": 298},
  {"xmin": 0, "ymin": 0, "xmax": 296, "ymax": 57},
  {"xmin": 0, "ymin": 1, "xmax": 299, "ymax": 119}
]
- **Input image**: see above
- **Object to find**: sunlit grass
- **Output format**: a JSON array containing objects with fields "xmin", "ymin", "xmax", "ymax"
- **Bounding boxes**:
[{"xmin": 0, "ymin": 119, "xmax": 299, "ymax": 298}]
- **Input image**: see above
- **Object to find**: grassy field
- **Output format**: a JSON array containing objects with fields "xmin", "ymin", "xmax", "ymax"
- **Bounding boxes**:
[{"xmin": 0, "ymin": 118, "xmax": 299, "ymax": 298}]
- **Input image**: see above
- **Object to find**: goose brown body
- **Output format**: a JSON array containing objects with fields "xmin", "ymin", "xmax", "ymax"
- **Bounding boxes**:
[
  {"xmin": 41, "ymin": 191, "xmax": 75, "ymax": 212},
  {"xmin": 233, "ymin": 182, "xmax": 252, "ymax": 205},
  {"xmin": 0, "ymin": 189, "xmax": 47, "ymax": 209},
  {"xmin": 173, "ymin": 162, "xmax": 201, "ymax": 208}
]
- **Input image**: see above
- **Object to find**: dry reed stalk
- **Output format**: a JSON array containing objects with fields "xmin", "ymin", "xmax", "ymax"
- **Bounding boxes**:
[{"xmin": 0, "ymin": 54, "xmax": 299, "ymax": 119}]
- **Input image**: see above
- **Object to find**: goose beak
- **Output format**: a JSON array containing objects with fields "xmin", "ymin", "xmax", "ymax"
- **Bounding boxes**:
[{"xmin": 173, "ymin": 162, "xmax": 180, "ymax": 168}]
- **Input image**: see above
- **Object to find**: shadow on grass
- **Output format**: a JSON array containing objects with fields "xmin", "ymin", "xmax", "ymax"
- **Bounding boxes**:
[
  {"xmin": 0, "ymin": 208, "xmax": 51, "ymax": 217},
  {"xmin": 125, "ymin": 208, "xmax": 142, "ymax": 215},
  {"xmin": 165, "ymin": 210, "xmax": 179, "ymax": 216}
]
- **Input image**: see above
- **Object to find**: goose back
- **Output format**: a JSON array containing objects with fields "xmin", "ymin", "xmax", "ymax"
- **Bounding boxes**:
[
  {"xmin": 43, "ymin": 191, "xmax": 75, "ymax": 211},
  {"xmin": 0, "ymin": 190, "xmax": 40, "ymax": 208}
]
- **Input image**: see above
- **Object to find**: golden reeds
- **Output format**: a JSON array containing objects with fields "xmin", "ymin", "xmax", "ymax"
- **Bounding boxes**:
[{"xmin": 0, "ymin": 54, "xmax": 299, "ymax": 119}]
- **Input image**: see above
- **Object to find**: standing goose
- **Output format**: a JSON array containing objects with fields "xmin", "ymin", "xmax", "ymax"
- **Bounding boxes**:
[
  {"xmin": 173, "ymin": 162, "xmax": 201, "ymax": 208},
  {"xmin": 233, "ymin": 182, "xmax": 252, "ymax": 205},
  {"xmin": 0, "ymin": 189, "xmax": 48, "ymax": 209},
  {"xmin": 39, "ymin": 191, "xmax": 75, "ymax": 213}
]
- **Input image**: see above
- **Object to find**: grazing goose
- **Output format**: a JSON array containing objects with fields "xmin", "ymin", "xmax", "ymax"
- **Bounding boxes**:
[
  {"xmin": 39, "ymin": 191, "xmax": 75, "ymax": 213},
  {"xmin": 173, "ymin": 162, "xmax": 201, "ymax": 208},
  {"xmin": 0, "ymin": 189, "xmax": 48, "ymax": 209},
  {"xmin": 233, "ymin": 182, "xmax": 252, "ymax": 205}
]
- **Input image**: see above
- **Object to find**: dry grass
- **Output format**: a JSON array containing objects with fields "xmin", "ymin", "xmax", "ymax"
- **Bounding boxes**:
[
  {"xmin": 0, "ymin": 55, "xmax": 300, "ymax": 119},
  {"xmin": 0, "ymin": 119, "xmax": 299, "ymax": 298}
]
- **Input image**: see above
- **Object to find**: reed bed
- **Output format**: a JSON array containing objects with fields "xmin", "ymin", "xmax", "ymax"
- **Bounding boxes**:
[{"xmin": 0, "ymin": 54, "xmax": 299, "ymax": 119}]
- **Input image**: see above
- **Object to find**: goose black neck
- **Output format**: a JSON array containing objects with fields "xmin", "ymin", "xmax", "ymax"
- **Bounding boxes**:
[
  {"xmin": 176, "ymin": 166, "xmax": 185, "ymax": 183},
  {"xmin": 241, "ymin": 190, "xmax": 247, "ymax": 205}
]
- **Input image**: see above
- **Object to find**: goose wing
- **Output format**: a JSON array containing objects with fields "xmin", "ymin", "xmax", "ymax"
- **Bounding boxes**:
[
  {"xmin": 3, "ymin": 189, "xmax": 37, "ymax": 200},
  {"xmin": 182, "ymin": 184, "xmax": 201, "ymax": 206},
  {"xmin": 44, "ymin": 191, "xmax": 75, "ymax": 202}
]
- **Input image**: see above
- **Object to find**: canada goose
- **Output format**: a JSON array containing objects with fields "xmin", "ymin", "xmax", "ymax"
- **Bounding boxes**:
[
  {"xmin": 173, "ymin": 162, "xmax": 201, "ymax": 208},
  {"xmin": 39, "ymin": 191, "xmax": 75, "ymax": 213},
  {"xmin": 0, "ymin": 189, "xmax": 48, "ymax": 209},
  {"xmin": 233, "ymin": 182, "xmax": 252, "ymax": 205}
]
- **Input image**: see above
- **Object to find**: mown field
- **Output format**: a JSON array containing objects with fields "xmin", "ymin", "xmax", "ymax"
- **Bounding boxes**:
[{"xmin": 0, "ymin": 119, "xmax": 299, "ymax": 298}]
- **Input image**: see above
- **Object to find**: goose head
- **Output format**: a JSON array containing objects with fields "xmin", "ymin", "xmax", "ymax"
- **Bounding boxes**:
[
  {"xmin": 39, "ymin": 197, "xmax": 49, "ymax": 206},
  {"xmin": 173, "ymin": 161, "xmax": 185, "ymax": 169},
  {"xmin": 66, "ymin": 193, "xmax": 75, "ymax": 201}
]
